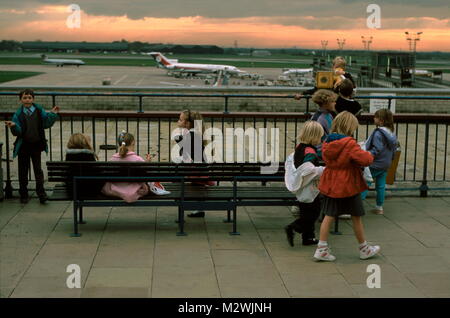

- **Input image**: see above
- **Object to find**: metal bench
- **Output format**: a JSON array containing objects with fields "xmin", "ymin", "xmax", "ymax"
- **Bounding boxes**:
[{"xmin": 46, "ymin": 161, "xmax": 297, "ymax": 237}]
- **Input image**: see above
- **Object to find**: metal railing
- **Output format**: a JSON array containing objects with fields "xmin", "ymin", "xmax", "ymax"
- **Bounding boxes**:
[
  {"xmin": 1, "ymin": 91, "xmax": 450, "ymax": 113},
  {"xmin": 1, "ymin": 94, "xmax": 449, "ymax": 199},
  {"xmin": 2, "ymin": 111, "xmax": 449, "ymax": 198}
]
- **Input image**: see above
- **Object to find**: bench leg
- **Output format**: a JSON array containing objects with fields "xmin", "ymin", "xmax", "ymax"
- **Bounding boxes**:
[
  {"xmin": 78, "ymin": 206, "xmax": 86, "ymax": 225},
  {"xmin": 176, "ymin": 206, "xmax": 187, "ymax": 236},
  {"xmin": 223, "ymin": 209, "xmax": 232, "ymax": 223},
  {"xmin": 70, "ymin": 202, "xmax": 81, "ymax": 237},
  {"xmin": 229, "ymin": 207, "xmax": 240, "ymax": 236},
  {"xmin": 330, "ymin": 216, "xmax": 342, "ymax": 235}
]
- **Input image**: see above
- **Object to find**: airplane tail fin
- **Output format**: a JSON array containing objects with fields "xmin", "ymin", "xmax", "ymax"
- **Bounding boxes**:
[{"xmin": 149, "ymin": 52, "xmax": 172, "ymax": 68}]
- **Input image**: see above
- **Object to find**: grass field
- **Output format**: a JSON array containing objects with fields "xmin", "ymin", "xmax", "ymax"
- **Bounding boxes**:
[
  {"xmin": 1, "ymin": 52, "xmax": 449, "ymax": 71},
  {"xmin": 0, "ymin": 56, "xmax": 312, "ymax": 68},
  {"xmin": 0, "ymin": 71, "xmax": 44, "ymax": 83}
]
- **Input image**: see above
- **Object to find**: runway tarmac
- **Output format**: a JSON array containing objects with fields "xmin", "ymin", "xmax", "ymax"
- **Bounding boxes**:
[{"xmin": 0, "ymin": 64, "xmax": 286, "ymax": 87}]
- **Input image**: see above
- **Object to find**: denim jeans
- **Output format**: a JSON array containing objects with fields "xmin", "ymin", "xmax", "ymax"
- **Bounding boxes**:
[{"xmin": 361, "ymin": 168, "xmax": 387, "ymax": 207}]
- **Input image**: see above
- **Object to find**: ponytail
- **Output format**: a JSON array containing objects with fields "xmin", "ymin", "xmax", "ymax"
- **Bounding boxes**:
[
  {"xmin": 119, "ymin": 142, "xmax": 128, "ymax": 158},
  {"xmin": 117, "ymin": 131, "xmax": 134, "ymax": 158}
]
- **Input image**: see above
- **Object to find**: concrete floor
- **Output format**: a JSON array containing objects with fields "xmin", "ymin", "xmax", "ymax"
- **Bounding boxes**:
[{"xmin": 1, "ymin": 195, "xmax": 450, "ymax": 298}]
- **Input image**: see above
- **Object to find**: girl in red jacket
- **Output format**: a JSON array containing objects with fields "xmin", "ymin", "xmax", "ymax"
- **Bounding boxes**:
[{"xmin": 313, "ymin": 111, "xmax": 381, "ymax": 261}]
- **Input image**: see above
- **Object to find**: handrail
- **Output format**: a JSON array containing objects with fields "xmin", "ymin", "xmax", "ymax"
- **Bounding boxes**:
[
  {"xmin": 1, "ymin": 91, "xmax": 450, "ymax": 99},
  {"xmin": 1, "ymin": 91, "xmax": 449, "ymax": 114}
]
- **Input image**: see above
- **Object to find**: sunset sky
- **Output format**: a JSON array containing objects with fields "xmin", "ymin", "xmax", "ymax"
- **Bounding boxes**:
[{"xmin": 0, "ymin": 0, "xmax": 449, "ymax": 51}]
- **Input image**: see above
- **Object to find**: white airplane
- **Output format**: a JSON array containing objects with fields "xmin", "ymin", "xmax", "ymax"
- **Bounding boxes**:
[
  {"xmin": 282, "ymin": 68, "xmax": 314, "ymax": 76},
  {"xmin": 41, "ymin": 54, "xmax": 85, "ymax": 67},
  {"xmin": 149, "ymin": 52, "xmax": 245, "ymax": 76},
  {"xmin": 410, "ymin": 69, "xmax": 432, "ymax": 77}
]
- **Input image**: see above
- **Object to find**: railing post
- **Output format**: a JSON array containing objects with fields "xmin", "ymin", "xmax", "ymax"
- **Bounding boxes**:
[
  {"xmin": 138, "ymin": 95, "xmax": 143, "ymax": 113},
  {"xmin": 92, "ymin": 117, "xmax": 96, "ymax": 151},
  {"xmin": 306, "ymin": 96, "xmax": 310, "ymax": 113},
  {"xmin": 4, "ymin": 126, "xmax": 13, "ymax": 198},
  {"xmin": 420, "ymin": 121, "xmax": 430, "ymax": 197},
  {"xmin": 52, "ymin": 95, "xmax": 56, "ymax": 108},
  {"xmin": 224, "ymin": 96, "xmax": 229, "ymax": 114},
  {"xmin": 388, "ymin": 98, "xmax": 392, "ymax": 111}
]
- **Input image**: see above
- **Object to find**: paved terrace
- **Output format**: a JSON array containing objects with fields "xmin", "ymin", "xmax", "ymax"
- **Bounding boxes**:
[{"xmin": 1, "ymin": 193, "xmax": 449, "ymax": 298}]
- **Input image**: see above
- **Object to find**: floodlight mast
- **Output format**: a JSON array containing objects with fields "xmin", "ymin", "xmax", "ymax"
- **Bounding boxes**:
[{"xmin": 405, "ymin": 31, "xmax": 423, "ymax": 82}]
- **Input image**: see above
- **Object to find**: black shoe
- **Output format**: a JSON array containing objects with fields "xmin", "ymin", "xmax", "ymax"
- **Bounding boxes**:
[
  {"xmin": 39, "ymin": 195, "xmax": 48, "ymax": 204},
  {"xmin": 284, "ymin": 225, "xmax": 295, "ymax": 247},
  {"xmin": 20, "ymin": 197, "xmax": 30, "ymax": 204},
  {"xmin": 302, "ymin": 238, "xmax": 319, "ymax": 246},
  {"xmin": 187, "ymin": 211, "xmax": 205, "ymax": 218}
]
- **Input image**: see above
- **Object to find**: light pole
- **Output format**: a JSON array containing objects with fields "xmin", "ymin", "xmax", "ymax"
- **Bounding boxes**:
[
  {"xmin": 321, "ymin": 40, "xmax": 328, "ymax": 57},
  {"xmin": 361, "ymin": 36, "xmax": 373, "ymax": 66},
  {"xmin": 361, "ymin": 36, "xmax": 373, "ymax": 51},
  {"xmin": 336, "ymin": 38, "xmax": 346, "ymax": 51},
  {"xmin": 405, "ymin": 31, "xmax": 422, "ymax": 83}
]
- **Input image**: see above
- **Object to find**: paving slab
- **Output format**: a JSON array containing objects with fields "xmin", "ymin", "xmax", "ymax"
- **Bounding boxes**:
[
  {"xmin": 378, "ymin": 240, "xmax": 436, "ymax": 257},
  {"xmin": 385, "ymin": 255, "xmax": 450, "ymax": 274},
  {"xmin": 0, "ymin": 288, "xmax": 13, "ymax": 298},
  {"xmin": 93, "ymin": 243, "xmax": 154, "ymax": 268},
  {"xmin": 350, "ymin": 281, "xmax": 425, "ymax": 298},
  {"xmin": 85, "ymin": 268, "xmax": 152, "ymax": 288},
  {"xmin": 282, "ymin": 272, "xmax": 356, "ymax": 298},
  {"xmin": 0, "ymin": 201, "xmax": 22, "ymax": 230},
  {"xmin": 216, "ymin": 264, "xmax": 289, "ymax": 298},
  {"xmin": 151, "ymin": 266, "xmax": 220, "ymax": 298},
  {"xmin": 271, "ymin": 256, "xmax": 340, "ymax": 275},
  {"xmin": 81, "ymin": 287, "xmax": 149, "ymax": 298},
  {"xmin": 10, "ymin": 276, "xmax": 83, "ymax": 298},
  {"xmin": 405, "ymin": 273, "xmax": 450, "ymax": 297}
]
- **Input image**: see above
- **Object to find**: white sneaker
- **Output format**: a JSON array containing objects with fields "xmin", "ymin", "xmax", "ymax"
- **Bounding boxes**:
[
  {"xmin": 359, "ymin": 243, "xmax": 381, "ymax": 260},
  {"xmin": 313, "ymin": 245, "xmax": 336, "ymax": 262},
  {"xmin": 290, "ymin": 205, "xmax": 300, "ymax": 218},
  {"xmin": 371, "ymin": 206, "xmax": 384, "ymax": 215},
  {"xmin": 148, "ymin": 182, "xmax": 171, "ymax": 195}
]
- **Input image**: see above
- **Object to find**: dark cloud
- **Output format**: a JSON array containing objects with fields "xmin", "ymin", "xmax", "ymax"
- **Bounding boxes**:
[{"xmin": 0, "ymin": 0, "xmax": 448, "ymax": 20}]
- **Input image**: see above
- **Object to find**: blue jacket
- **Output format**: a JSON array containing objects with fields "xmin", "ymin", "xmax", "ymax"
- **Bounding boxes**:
[
  {"xmin": 9, "ymin": 103, "xmax": 58, "ymax": 158},
  {"xmin": 365, "ymin": 127, "xmax": 398, "ymax": 171}
]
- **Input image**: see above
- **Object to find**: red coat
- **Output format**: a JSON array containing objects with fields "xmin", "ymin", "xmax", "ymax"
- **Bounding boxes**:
[{"xmin": 319, "ymin": 136, "xmax": 374, "ymax": 198}]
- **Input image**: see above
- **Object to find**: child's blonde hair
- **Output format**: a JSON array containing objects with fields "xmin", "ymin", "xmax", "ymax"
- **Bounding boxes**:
[
  {"xmin": 333, "ymin": 56, "xmax": 346, "ymax": 69},
  {"xmin": 374, "ymin": 108, "xmax": 395, "ymax": 133},
  {"xmin": 312, "ymin": 89, "xmax": 337, "ymax": 108},
  {"xmin": 67, "ymin": 133, "xmax": 93, "ymax": 151},
  {"xmin": 299, "ymin": 121, "xmax": 324, "ymax": 145},
  {"xmin": 331, "ymin": 111, "xmax": 359, "ymax": 136},
  {"xmin": 67, "ymin": 133, "xmax": 98, "ymax": 160},
  {"xmin": 117, "ymin": 132, "xmax": 135, "ymax": 158}
]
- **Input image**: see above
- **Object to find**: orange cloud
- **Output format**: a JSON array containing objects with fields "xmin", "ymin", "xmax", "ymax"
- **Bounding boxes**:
[{"xmin": 0, "ymin": 5, "xmax": 449, "ymax": 51}]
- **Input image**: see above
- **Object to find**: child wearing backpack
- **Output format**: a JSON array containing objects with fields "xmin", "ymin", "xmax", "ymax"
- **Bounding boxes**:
[
  {"xmin": 284, "ymin": 121, "xmax": 325, "ymax": 247},
  {"xmin": 361, "ymin": 109, "xmax": 398, "ymax": 215},
  {"xmin": 314, "ymin": 111, "xmax": 380, "ymax": 262}
]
